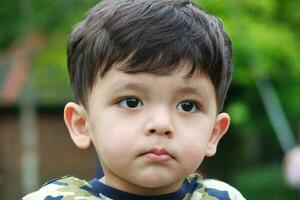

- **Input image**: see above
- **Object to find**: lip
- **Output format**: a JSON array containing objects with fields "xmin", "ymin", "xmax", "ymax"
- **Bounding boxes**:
[{"xmin": 141, "ymin": 148, "xmax": 174, "ymax": 162}]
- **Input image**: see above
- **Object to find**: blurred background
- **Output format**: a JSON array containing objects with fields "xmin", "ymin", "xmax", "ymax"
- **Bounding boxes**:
[{"xmin": 0, "ymin": 0, "xmax": 299, "ymax": 199}]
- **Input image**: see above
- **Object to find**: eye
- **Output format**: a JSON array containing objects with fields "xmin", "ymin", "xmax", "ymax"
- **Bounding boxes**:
[
  {"xmin": 118, "ymin": 97, "xmax": 143, "ymax": 109},
  {"xmin": 176, "ymin": 100, "xmax": 200, "ymax": 113}
]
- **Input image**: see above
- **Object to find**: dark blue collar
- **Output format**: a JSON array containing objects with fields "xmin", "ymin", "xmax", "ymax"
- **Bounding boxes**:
[
  {"xmin": 80, "ymin": 174, "xmax": 232, "ymax": 200},
  {"xmin": 85, "ymin": 178, "xmax": 188, "ymax": 200}
]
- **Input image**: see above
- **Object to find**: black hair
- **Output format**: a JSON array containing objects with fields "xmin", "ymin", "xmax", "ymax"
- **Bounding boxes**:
[{"xmin": 67, "ymin": 0, "xmax": 233, "ymax": 112}]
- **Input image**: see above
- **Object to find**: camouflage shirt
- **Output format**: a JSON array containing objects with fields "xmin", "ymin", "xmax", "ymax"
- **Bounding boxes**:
[{"xmin": 22, "ymin": 174, "xmax": 245, "ymax": 200}]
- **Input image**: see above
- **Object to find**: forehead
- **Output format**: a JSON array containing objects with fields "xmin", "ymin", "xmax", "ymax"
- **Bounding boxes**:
[{"xmin": 91, "ymin": 63, "xmax": 216, "ymax": 101}]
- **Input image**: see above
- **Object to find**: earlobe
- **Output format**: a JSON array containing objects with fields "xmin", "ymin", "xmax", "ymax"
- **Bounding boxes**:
[
  {"xmin": 205, "ymin": 113, "xmax": 230, "ymax": 157},
  {"xmin": 64, "ymin": 102, "xmax": 91, "ymax": 149}
]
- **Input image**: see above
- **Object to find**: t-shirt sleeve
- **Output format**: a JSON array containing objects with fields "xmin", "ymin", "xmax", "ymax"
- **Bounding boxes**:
[
  {"xmin": 202, "ymin": 179, "xmax": 246, "ymax": 200},
  {"xmin": 21, "ymin": 176, "xmax": 100, "ymax": 200},
  {"xmin": 22, "ymin": 183, "xmax": 65, "ymax": 200}
]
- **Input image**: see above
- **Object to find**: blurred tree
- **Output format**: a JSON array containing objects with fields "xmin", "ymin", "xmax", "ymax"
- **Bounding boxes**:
[{"xmin": 0, "ymin": 0, "xmax": 22, "ymax": 48}]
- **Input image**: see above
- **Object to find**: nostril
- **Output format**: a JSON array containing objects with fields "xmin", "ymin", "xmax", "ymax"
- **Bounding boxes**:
[
  {"xmin": 150, "ymin": 129, "xmax": 156, "ymax": 133},
  {"xmin": 165, "ymin": 131, "xmax": 171, "ymax": 135},
  {"xmin": 149, "ymin": 129, "xmax": 172, "ymax": 136}
]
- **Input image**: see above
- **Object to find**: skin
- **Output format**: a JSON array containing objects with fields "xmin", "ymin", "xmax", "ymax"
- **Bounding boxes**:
[{"xmin": 64, "ymin": 63, "xmax": 230, "ymax": 196}]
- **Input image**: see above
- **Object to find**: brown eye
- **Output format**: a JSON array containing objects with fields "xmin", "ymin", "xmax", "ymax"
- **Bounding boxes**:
[
  {"xmin": 176, "ymin": 100, "xmax": 200, "ymax": 112},
  {"xmin": 119, "ymin": 97, "xmax": 143, "ymax": 109}
]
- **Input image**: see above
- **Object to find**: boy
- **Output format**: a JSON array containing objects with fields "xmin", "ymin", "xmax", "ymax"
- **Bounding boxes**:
[{"xmin": 23, "ymin": 0, "xmax": 245, "ymax": 199}]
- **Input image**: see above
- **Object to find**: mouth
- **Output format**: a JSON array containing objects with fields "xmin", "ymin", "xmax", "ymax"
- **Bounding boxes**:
[{"xmin": 140, "ymin": 148, "xmax": 174, "ymax": 162}]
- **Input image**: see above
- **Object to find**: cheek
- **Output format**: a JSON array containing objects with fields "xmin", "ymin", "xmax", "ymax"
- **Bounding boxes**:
[
  {"xmin": 180, "ymin": 138, "xmax": 208, "ymax": 168},
  {"xmin": 176, "ymin": 123, "xmax": 213, "ymax": 169},
  {"xmin": 94, "ymin": 122, "xmax": 137, "ymax": 162}
]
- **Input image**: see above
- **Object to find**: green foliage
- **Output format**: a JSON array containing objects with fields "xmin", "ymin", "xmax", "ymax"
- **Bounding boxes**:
[
  {"xmin": 227, "ymin": 101, "xmax": 250, "ymax": 126},
  {"xmin": 0, "ymin": 0, "xmax": 22, "ymax": 48},
  {"xmin": 0, "ymin": 0, "xmax": 99, "ymax": 104},
  {"xmin": 234, "ymin": 163, "xmax": 299, "ymax": 199},
  {"xmin": 31, "ymin": 35, "xmax": 71, "ymax": 105}
]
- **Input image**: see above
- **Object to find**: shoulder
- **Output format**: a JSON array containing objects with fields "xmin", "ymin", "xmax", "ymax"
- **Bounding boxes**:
[
  {"xmin": 185, "ymin": 174, "xmax": 246, "ymax": 200},
  {"xmin": 22, "ymin": 176, "xmax": 101, "ymax": 200},
  {"xmin": 202, "ymin": 179, "xmax": 246, "ymax": 200}
]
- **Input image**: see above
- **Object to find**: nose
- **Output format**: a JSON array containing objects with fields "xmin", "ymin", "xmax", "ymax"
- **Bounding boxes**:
[{"xmin": 144, "ymin": 106, "xmax": 174, "ymax": 138}]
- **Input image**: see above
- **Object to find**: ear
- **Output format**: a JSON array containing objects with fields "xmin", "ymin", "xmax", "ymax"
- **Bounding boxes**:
[
  {"xmin": 64, "ymin": 102, "xmax": 91, "ymax": 149},
  {"xmin": 205, "ymin": 112, "xmax": 230, "ymax": 157}
]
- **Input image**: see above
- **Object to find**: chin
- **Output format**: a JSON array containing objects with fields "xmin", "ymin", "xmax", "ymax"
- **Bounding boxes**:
[{"xmin": 134, "ymin": 172, "xmax": 178, "ymax": 189}]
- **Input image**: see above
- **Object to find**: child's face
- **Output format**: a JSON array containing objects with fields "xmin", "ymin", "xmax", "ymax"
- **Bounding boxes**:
[{"xmin": 65, "ymin": 63, "xmax": 230, "ymax": 195}]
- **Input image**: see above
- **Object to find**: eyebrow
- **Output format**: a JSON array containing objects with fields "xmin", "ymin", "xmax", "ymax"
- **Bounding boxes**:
[
  {"xmin": 108, "ymin": 81, "xmax": 211, "ymax": 102},
  {"xmin": 177, "ymin": 87, "xmax": 210, "ymax": 101},
  {"xmin": 109, "ymin": 82, "xmax": 145, "ymax": 93}
]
